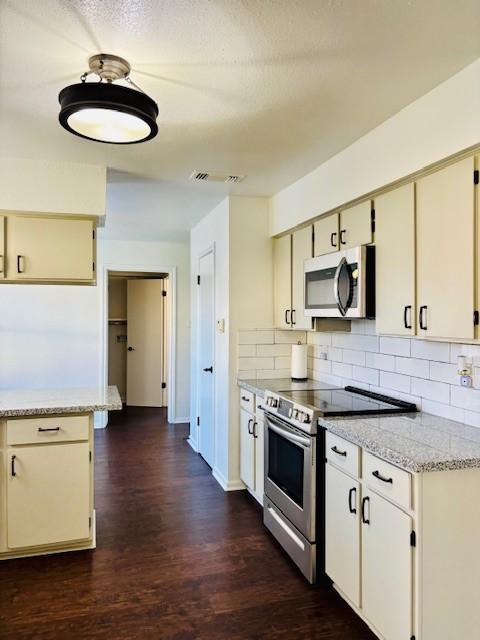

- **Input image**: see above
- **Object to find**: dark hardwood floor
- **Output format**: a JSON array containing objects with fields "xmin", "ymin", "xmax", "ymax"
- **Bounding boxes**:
[{"xmin": 0, "ymin": 407, "xmax": 376, "ymax": 639}]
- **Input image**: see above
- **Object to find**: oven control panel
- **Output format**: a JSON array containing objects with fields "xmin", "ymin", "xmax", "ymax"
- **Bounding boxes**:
[{"xmin": 263, "ymin": 392, "xmax": 316, "ymax": 434}]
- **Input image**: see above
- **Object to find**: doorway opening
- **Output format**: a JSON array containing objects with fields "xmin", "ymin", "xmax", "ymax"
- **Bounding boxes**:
[{"xmin": 107, "ymin": 271, "xmax": 169, "ymax": 409}]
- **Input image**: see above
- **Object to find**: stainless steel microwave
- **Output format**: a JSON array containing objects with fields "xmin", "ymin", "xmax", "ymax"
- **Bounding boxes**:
[{"xmin": 304, "ymin": 245, "xmax": 375, "ymax": 318}]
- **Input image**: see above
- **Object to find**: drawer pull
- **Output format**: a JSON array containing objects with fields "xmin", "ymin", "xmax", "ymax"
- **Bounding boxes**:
[
  {"xmin": 247, "ymin": 418, "xmax": 254, "ymax": 435},
  {"xmin": 11, "ymin": 455, "xmax": 16, "ymax": 477},
  {"xmin": 17, "ymin": 255, "xmax": 25, "ymax": 273},
  {"xmin": 348, "ymin": 487, "xmax": 357, "ymax": 514},
  {"xmin": 361, "ymin": 496, "xmax": 370, "ymax": 525},
  {"xmin": 38, "ymin": 427, "xmax": 61, "ymax": 433},
  {"xmin": 241, "ymin": 396, "xmax": 250, "ymax": 402},
  {"xmin": 372, "ymin": 470, "xmax": 393, "ymax": 484},
  {"xmin": 331, "ymin": 445, "xmax": 347, "ymax": 457}
]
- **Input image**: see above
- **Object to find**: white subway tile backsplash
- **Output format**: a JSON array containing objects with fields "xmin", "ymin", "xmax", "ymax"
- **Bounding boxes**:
[
  {"xmin": 365, "ymin": 352, "xmax": 395, "ymax": 372},
  {"xmin": 328, "ymin": 346, "xmax": 343, "ymax": 362},
  {"xmin": 411, "ymin": 377, "xmax": 450, "ymax": 403},
  {"xmin": 237, "ymin": 369, "xmax": 257, "ymax": 380},
  {"xmin": 331, "ymin": 362, "xmax": 353, "ymax": 379},
  {"xmin": 238, "ymin": 345, "xmax": 256, "ymax": 357},
  {"xmin": 238, "ymin": 357, "xmax": 274, "ymax": 371},
  {"xmin": 239, "ymin": 330, "xmax": 274, "ymax": 345},
  {"xmin": 450, "ymin": 343, "xmax": 480, "ymax": 365},
  {"xmin": 274, "ymin": 330, "xmax": 307, "ymax": 344},
  {"xmin": 275, "ymin": 356, "xmax": 291, "ymax": 370},
  {"xmin": 350, "ymin": 334, "xmax": 379, "ymax": 352},
  {"xmin": 342, "ymin": 349, "xmax": 366, "ymax": 366},
  {"xmin": 429, "ymin": 361, "xmax": 460, "ymax": 385},
  {"xmin": 256, "ymin": 369, "xmax": 292, "ymax": 380},
  {"xmin": 310, "ymin": 358, "xmax": 332, "ymax": 375},
  {"xmin": 395, "ymin": 357, "xmax": 430, "ymax": 379},
  {"xmin": 379, "ymin": 371, "xmax": 411, "ymax": 393},
  {"xmin": 451, "ymin": 386, "xmax": 480, "ymax": 412},
  {"xmin": 379, "ymin": 336, "xmax": 411, "ymax": 357},
  {"xmin": 421, "ymin": 399, "xmax": 465, "ymax": 423},
  {"xmin": 411, "ymin": 340, "xmax": 450, "ymax": 363},
  {"xmin": 307, "ymin": 332, "xmax": 332, "ymax": 346},
  {"xmin": 256, "ymin": 344, "xmax": 292, "ymax": 357},
  {"xmin": 352, "ymin": 366, "xmax": 379, "ymax": 385}
]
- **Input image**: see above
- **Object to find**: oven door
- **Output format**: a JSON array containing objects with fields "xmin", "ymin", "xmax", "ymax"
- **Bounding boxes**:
[
  {"xmin": 264, "ymin": 413, "xmax": 316, "ymax": 541},
  {"xmin": 304, "ymin": 246, "xmax": 366, "ymax": 318}
]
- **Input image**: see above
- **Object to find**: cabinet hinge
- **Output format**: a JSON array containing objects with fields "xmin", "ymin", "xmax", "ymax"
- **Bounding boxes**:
[
  {"xmin": 197, "ymin": 275, "xmax": 200, "ymax": 285},
  {"xmin": 89, "ymin": 451, "xmax": 92, "ymax": 462},
  {"xmin": 474, "ymin": 310, "xmax": 479, "ymax": 326},
  {"xmin": 370, "ymin": 208, "xmax": 376, "ymax": 233},
  {"xmin": 474, "ymin": 169, "xmax": 479, "ymax": 185},
  {"xmin": 197, "ymin": 416, "xmax": 200, "ymax": 426},
  {"xmin": 89, "ymin": 516, "xmax": 92, "ymax": 529},
  {"xmin": 410, "ymin": 530, "xmax": 416, "ymax": 547},
  {"xmin": 161, "ymin": 382, "xmax": 167, "ymax": 389},
  {"xmin": 162, "ymin": 290, "xmax": 167, "ymax": 297}
]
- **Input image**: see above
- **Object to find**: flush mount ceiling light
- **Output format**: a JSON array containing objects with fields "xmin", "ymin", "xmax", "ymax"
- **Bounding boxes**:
[{"xmin": 58, "ymin": 54, "xmax": 158, "ymax": 144}]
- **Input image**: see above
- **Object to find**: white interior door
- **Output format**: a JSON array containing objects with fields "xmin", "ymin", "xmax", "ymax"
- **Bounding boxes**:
[
  {"xmin": 198, "ymin": 251, "xmax": 215, "ymax": 467},
  {"xmin": 126, "ymin": 279, "xmax": 165, "ymax": 407}
]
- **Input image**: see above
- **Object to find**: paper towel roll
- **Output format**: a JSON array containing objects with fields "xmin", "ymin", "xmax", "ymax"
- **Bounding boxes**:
[{"xmin": 291, "ymin": 343, "xmax": 308, "ymax": 381}]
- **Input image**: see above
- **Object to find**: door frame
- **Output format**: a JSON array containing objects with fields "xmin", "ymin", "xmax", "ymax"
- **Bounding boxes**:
[
  {"xmin": 192, "ymin": 245, "xmax": 216, "ymax": 464},
  {"xmin": 99, "ymin": 263, "xmax": 177, "ymax": 425}
]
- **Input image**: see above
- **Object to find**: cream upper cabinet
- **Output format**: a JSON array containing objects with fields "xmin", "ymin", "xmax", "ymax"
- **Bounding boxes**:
[
  {"xmin": 240, "ymin": 408, "xmax": 255, "ymax": 491},
  {"xmin": 7, "ymin": 442, "xmax": 91, "ymax": 549},
  {"xmin": 339, "ymin": 201, "xmax": 372, "ymax": 249},
  {"xmin": 6, "ymin": 215, "xmax": 95, "ymax": 282},
  {"xmin": 273, "ymin": 234, "xmax": 292, "ymax": 328},
  {"xmin": 416, "ymin": 157, "xmax": 475, "ymax": 340},
  {"xmin": 0, "ymin": 215, "xmax": 5, "ymax": 278},
  {"xmin": 361, "ymin": 489, "xmax": 413, "ymax": 640},
  {"xmin": 325, "ymin": 463, "xmax": 360, "ymax": 607},
  {"xmin": 375, "ymin": 184, "xmax": 416, "ymax": 335},
  {"xmin": 313, "ymin": 214, "xmax": 339, "ymax": 256},
  {"xmin": 291, "ymin": 226, "xmax": 313, "ymax": 330}
]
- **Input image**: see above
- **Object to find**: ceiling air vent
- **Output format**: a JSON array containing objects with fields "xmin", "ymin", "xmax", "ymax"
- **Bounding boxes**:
[{"xmin": 190, "ymin": 171, "xmax": 245, "ymax": 184}]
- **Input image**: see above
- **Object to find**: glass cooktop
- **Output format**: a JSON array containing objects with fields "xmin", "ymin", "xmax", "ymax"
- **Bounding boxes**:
[{"xmin": 279, "ymin": 386, "xmax": 417, "ymax": 417}]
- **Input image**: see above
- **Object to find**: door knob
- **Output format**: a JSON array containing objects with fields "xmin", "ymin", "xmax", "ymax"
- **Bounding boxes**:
[
  {"xmin": 127, "ymin": 346, "xmax": 135, "ymax": 351},
  {"xmin": 203, "ymin": 366, "xmax": 213, "ymax": 373}
]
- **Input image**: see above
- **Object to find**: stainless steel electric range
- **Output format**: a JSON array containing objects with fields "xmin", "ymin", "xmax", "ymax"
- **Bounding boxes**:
[{"xmin": 262, "ymin": 384, "xmax": 417, "ymax": 583}]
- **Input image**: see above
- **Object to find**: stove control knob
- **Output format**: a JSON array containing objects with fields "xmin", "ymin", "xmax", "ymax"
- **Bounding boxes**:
[
  {"xmin": 294, "ymin": 410, "xmax": 301, "ymax": 421},
  {"xmin": 303, "ymin": 413, "xmax": 311, "ymax": 424}
]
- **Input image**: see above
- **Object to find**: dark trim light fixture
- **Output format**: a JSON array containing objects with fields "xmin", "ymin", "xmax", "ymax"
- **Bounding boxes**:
[{"xmin": 58, "ymin": 54, "xmax": 158, "ymax": 144}]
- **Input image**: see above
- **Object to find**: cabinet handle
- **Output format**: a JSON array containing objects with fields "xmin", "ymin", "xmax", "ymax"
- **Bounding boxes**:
[
  {"xmin": 330, "ymin": 232, "xmax": 337, "ymax": 248},
  {"xmin": 253, "ymin": 421, "xmax": 258, "ymax": 439},
  {"xmin": 11, "ymin": 455, "xmax": 16, "ymax": 477},
  {"xmin": 372, "ymin": 470, "xmax": 393, "ymax": 484},
  {"xmin": 348, "ymin": 487, "xmax": 357, "ymax": 514},
  {"xmin": 247, "ymin": 418, "xmax": 254, "ymax": 435},
  {"xmin": 340, "ymin": 229, "xmax": 347, "ymax": 245},
  {"xmin": 291, "ymin": 309, "xmax": 296, "ymax": 325},
  {"xmin": 241, "ymin": 396, "xmax": 250, "ymax": 402},
  {"xmin": 361, "ymin": 496, "xmax": 370, "ymax": 524},
  {"xmin": 17, "ymin": 255, "xmax": 24, "ymax": 273},
  {"xmin": 331, "ymin": 445, "xmax": 347, "ymax": 457},
  {"xmin": 403, "ymin": 305, "xmax": 412, "ymax": 330},
  {"xmin": 38, "ymin": 427, "xmax": 60, "ymax": 433},
  {"xmin": 285, "ymin": 309, "xmax": 291, "ymax": 325},
  {"xmin": 419, "ymin": 305, "xmax": 428, "ymax": 330}
]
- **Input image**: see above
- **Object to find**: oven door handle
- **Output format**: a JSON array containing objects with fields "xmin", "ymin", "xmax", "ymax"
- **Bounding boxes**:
[{"xmin": 266, "ymin": 419, "xmax": 311, "ymax": 448}]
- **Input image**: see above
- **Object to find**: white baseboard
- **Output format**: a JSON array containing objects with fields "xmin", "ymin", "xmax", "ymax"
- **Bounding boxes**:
[
  {"xmin": 94, "ymin": 410, "xmax": 108, "ymax": 429},
  {"xmin": 212, "ymin": 467, "xmax": 245, "ymax": 492},
  {"xmin": 187, "ymin": 437, "xmax": 198, "ymax": 452},
  {"xmin": 172, "ymin": 416, "xmax": 190, "ymax": 424}
]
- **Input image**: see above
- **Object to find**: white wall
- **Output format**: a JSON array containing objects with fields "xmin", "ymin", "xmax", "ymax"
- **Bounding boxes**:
[
  {"xmin": 270, "ymin": 58, "xmax": 480, "ymax": 235},
  {"xmin": 0, "ymin": 158, "xmax": 106, "ymax": 216}
]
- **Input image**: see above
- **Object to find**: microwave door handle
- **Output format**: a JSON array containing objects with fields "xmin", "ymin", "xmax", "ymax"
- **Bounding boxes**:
[
  {"xmin": 266, "ymin": 419, "xmax": 311, "ymax": 448},
  {"xmin": 333, "ymin": 257, "xmax": 349, "ymax": 316}
]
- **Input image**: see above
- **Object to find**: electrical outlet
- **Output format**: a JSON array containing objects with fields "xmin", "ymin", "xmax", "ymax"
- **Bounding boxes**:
[
  {"xmin": 319, "ymin": 351, "xmax": 328, "ymax": 360},
  {"xmin": 461, "ymin": 375, "xmax": 473, "ymax": 388}
]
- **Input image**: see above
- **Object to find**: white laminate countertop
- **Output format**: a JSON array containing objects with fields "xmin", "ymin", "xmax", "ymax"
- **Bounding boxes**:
[
  {"xmin": 0, "ymin": 386, "xmax": 122, "ymax": 417},
  {"xmin": 238, "ymin": 378, "xmax": 480, "ymax": 473}
]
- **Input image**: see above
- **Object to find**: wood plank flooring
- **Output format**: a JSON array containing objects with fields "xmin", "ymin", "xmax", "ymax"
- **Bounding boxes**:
[{"xmin": 0, "ymin": 407, "xmax": 376, "ymax": 639}]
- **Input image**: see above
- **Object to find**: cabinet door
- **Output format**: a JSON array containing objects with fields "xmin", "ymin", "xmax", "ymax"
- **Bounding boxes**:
[
  {"xmin": 340, "ymin": 201, "xmax": 372, "ymax": 249},
  {"xmin": 362, "ymin": 490, "xmax": 412, "ymax": 640},
  {"xmin": 292, "ymin": 226, "xmax": 313, "ymax": 330},
  {"xmin": 273, "ymin": 234, "xmax": 292, "ymax": 328},
  {"xmin": 417, "ymin": 157, "xmax": 475, "ymax": 340},
  {"xmin": 375, "ymin": 184, "xmax": 415, "ymax": 335},
  {"xmin": 7, "ymin": 442, "xmax": 91, "ymax": 549},
  {"xmin": 7, "ymin": 216, "xmax": 94, "ymax": 281},
  {"xmin": 240, "ymin": 409, "xmax": 255, "ymax": 491},
  {"xmin": 0, "ymin": 215, "xmax": 5, "ymax": 278},
  {"xmin": 253, "ymin": 413, "xmax": 264, "ymax": 503},
  {"xmin": 314, "ymin": 214, "xmax": 339, "ymax": 256},
  {"xmin": 325, "ymin": 464, "xmax": 360, "ymax": 607}
]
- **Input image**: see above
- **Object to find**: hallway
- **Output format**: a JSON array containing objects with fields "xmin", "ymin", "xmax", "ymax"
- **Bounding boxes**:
[{"xmin": 0, "ymin": 408, "xmax": 375, "ymax": 639}]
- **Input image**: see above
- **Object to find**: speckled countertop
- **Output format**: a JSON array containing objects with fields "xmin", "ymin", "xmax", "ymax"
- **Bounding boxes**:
[
  {"xmin": 238, "ymin": 378, "xmax": 480, "ymax": 473},
  {"xmin": 0, "ymin": 386, "xmax": 122, "ymax": 417}
]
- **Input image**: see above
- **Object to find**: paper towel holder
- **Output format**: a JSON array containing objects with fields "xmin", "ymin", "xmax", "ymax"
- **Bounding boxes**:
[{"xmin": 291, "ymin": 341, "xmax": 308, "ymax": 382}]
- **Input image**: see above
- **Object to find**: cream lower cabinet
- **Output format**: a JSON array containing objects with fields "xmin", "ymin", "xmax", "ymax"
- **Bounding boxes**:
[
  {"xmin": 0, "ymin": 413, "xmax": 94, "ymax": 559},
  {"xmin": 239, "ymin": 391, "xmax": 264, "ymax": 505},
  {"xmin": 0, "ymin": 215, "xmax": 5, "ymax": 279}
]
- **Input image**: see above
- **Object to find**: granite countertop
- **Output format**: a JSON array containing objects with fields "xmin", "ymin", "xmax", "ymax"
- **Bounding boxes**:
[
  {"xmin": 238, "ymin": 378, "xmax": 321, "ymax": 398},
  {"xmin": 320, "ymin": 412, "xmax": 480, "ymax": 473},
  {"xmin": 0, "ymin": 386, "xmax": 122, "ymax": 417}
]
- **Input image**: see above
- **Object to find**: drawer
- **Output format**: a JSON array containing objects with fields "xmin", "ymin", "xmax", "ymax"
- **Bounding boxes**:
[
  {"xmin": 239, "ymin": 389, "xmax": 254, "ymax": 413},
  {"xmin": 363, "ymin": 451, "xmax": 411, "ymax": 510},
  {"xmin": 326, "ymin": 432, "xmax": 360, "ymax": 478},
  {"xmin": 7, "ymin": 415, "xmax": 90, "ymax": 446}
]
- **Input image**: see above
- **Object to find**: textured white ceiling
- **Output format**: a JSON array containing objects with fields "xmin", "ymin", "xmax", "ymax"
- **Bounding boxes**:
[{"xmin": 1, "ymin": 0, "xmax": 479, "ymax": 237}]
